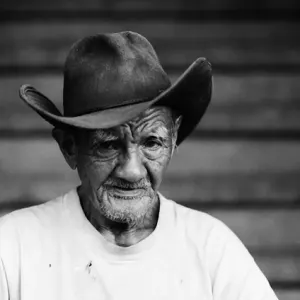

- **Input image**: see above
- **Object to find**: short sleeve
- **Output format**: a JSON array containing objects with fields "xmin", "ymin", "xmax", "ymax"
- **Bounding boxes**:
[
  {"xmin": 0, "ymin": 256, "xmax": 9, "ymax": 300},
  {"xmin": 205, "ymin": 219, "xmax": 278, "ymax": 300},
  {"xmin": 0, "ymin": 213, "xmax": 21, "ymax": 300}
]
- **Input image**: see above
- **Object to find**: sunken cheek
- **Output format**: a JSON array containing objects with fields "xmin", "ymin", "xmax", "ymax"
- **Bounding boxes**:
[
  {"xmin": 148, "ymin": 157, "xmax": 169, "ymax": 189},
  {"xmin": 82, "ymin": 157, "xmax": 116, "ymax": 189}
]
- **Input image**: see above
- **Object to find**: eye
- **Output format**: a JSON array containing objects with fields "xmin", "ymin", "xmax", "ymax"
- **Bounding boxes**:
[
  {"xmin": 91, "ymin": 140, "xmax": 121, "ymax": 156},
  {"xmin": 143, "ymin": 137, "xmax": 163, "ymax": 150},
  {"xmin": 98, "ymin": 140, "xmax": 120, "ymax": 150}
]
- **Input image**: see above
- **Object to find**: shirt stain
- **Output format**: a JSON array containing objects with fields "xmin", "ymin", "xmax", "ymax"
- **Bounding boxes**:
[
  {"xmin": 86, "ymin": 261, "xmax": 93, "ymax": 274},
  {"xmin": 86, "ymin": 260, "xmax": 95, "ymax": 279}
]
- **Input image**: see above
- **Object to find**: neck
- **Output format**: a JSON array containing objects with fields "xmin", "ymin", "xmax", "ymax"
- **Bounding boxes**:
[{"xmin": 77, "ymin": 186, "xmax": 159, "ymax": 247}]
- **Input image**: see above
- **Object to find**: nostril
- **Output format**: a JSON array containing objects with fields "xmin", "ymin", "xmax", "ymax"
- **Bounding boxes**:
[{"xmin": 114, "ymin": 153, "xmax": 146, "ymax": 182}]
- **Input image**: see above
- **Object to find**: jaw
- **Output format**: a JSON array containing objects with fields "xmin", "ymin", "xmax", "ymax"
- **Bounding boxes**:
[{"xmin": 96, "ymin": 186, "xmax": 158, "ymax": 224}]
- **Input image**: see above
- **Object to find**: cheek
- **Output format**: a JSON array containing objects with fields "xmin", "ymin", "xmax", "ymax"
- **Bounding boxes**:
[
  {"xmin": 77, "ymin": 155, "xmax": 117, "ymax": 189},
  {"xmin": 145, "ymin": 148, "xmax": 172, "ymax": 189}
]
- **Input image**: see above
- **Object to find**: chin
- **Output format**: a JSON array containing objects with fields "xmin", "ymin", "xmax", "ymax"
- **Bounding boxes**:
[{"xmin": 97, "ymin": 188, "xmax": 157, "ymax": 224}]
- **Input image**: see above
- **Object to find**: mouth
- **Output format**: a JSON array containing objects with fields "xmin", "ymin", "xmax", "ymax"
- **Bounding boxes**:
[
  {"xmin": 111, "ymin": 186, "xmax": 137, "ymax": 191},
  {"xmin": 105, "ymin": 186, "xmax": 147, "ymax": 198}
]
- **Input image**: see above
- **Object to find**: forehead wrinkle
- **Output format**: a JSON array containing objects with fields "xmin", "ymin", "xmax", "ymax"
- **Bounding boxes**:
[
  {"xmin": 139, "ymin": 118, "xmax": 169, "ymax": 134},
  {"xmin": 85, "ymin": 107, "xmax": 173, "ymax": 143},
  {"xmin": 127, "ymin": 107, "xmax": 172, "ymax": 134}
]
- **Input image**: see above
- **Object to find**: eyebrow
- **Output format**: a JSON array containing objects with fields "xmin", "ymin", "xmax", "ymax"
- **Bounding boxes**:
[{"xmin": 90, "ymin": 130, "xmax": 119, "ymax": 144}]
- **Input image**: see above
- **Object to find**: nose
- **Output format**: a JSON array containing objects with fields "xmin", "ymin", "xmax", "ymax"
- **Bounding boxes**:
[{"xmin": 114, "ymin": 149, "xmax": 147, "ymax": 183}]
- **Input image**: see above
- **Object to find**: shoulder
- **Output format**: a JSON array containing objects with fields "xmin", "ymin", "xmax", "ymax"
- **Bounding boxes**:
[
  {"xmin": 160, "ymin": 195, "xmax": 252, "ymax": 269},
  {"xmin": 0, "ymin": 194, "xmax": 64, "ymax": 233},
  {"xmin": 160, "ymin": 195, "xmax": 233, "ymax": 244},
  {"xmin": 0, "ymin": 190, "xmax": 74, "ymax": 251},
  {"xmin": 0, "ymin": 190, "xmax": 74, "ymax": 271}
]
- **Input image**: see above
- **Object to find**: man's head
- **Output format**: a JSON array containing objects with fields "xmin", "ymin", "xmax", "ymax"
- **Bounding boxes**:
[
  {"xmin": 19, "ymin": 31, "xmax": 211, "ymax": 227},
  {"xmin": 19, "ymin": 31, "xmax": 212, "ymax": 234},
  {"xmin": 53, "ymin": 106, "xmax": 181, "ymax": 225}
]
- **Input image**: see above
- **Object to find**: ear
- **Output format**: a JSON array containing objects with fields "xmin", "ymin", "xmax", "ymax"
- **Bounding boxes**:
[
  {"xmin": 52, "ymin": 128, "xmax": 78, "ymax": 170},
  {"xmin": 171, "ymin": 115, "xmax": 182, "ymax": 155}
]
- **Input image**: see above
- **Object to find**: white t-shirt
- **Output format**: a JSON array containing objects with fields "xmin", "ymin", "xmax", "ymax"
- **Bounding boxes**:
[{"xmin": 0, "ymin": 189, "xmax": 278, "ymax": 300}]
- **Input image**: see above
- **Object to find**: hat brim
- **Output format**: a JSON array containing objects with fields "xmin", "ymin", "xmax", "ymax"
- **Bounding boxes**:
[{"xmin": 19, "ymin": 58, "xmax": 212, "ymax": 145}]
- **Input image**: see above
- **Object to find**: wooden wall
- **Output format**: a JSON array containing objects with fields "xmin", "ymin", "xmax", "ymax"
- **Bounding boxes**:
[{"xmin": 0, "ymin": 1, "xmax": 300, "ymax": 298}]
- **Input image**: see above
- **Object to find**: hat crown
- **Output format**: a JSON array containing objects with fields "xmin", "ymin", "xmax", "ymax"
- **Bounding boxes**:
[{"xmin": 63, "ymin": 31, "xmax": 171, "ymax": 117}]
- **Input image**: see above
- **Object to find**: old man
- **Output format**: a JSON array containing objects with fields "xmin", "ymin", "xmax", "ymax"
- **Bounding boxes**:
[{"xmin": 0, "ymin": 31, "xmax": 277, "ymax": 299}]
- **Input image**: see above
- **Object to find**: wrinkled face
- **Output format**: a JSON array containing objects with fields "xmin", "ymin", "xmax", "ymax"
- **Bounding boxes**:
[{"xmin": 58, "ymin": 106, "xmax": 180, "ymax": 224}]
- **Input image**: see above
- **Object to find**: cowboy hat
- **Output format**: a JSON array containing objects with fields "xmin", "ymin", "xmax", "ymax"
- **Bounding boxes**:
[{"xmin": 19, "ymin": 31, "xmax": 212, "ymax": 145}]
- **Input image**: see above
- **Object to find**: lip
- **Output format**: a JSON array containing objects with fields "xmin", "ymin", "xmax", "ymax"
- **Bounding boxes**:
[{"xmin": 106, "ymin": 186, "xmax": 146, "ymax": 197}]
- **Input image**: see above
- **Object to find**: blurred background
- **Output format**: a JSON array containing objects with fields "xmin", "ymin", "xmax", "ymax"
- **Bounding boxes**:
[{"xmin": 0, "ymin": 0, "xmax": 300, "ymax": 299}]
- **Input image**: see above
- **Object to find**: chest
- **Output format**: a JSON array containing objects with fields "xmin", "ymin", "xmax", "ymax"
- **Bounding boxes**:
[{"xmin": 18, "ymin": 243, "xmax": 213, "ymax": 300}]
